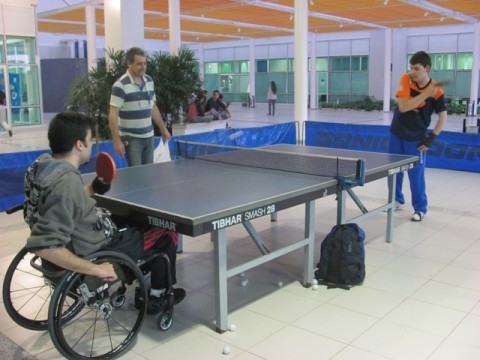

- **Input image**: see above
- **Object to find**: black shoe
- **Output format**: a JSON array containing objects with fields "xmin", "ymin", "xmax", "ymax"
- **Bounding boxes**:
[
  {"xmin": 8, "ymin": 130, "xmax": 12, "ymax": 137},
  {"xmin": 267, "ymin": 113, "xmax": 271, "ymax": 115},
  {"xmin": 146, "ymin": 288, "xmax": 186, "ymax": 315}
]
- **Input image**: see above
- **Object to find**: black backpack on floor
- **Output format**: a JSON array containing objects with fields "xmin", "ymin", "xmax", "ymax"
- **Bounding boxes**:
[{"xmin": 314, "ymin": 223, "xmax": 366, "ymax": 290}]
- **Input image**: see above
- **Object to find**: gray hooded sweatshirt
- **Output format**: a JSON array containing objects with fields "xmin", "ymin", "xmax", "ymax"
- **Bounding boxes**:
[{"xmin": 25, "ymin": 153, "xmax": 116, "ymax": 257}]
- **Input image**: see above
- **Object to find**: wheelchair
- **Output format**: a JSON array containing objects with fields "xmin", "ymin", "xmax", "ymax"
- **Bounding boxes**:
[{"xmin": 2, "ymin": 205, "xmax": 176, "ymax": 359}]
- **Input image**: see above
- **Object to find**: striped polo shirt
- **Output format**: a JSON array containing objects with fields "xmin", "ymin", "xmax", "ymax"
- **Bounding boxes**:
[{"xmin": 110, "ymin": 70, "xmax": 156, "ymax": 138}]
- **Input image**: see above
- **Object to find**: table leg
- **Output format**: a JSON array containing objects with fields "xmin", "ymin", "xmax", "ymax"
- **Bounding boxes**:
[
  {"xmin": 304, "ymin": 201, "xmax": 315, "ymax": 286},
  {"xmin": 386, "ymin": 174, "xmax": 396, "ymax": 243},
  {"xmin": 212, "ymin": 228, "xmax": 228, "ymax": 333},
  {"xmin": 336, "ymin": 189, "xmax": 346, "ymax": 224}
]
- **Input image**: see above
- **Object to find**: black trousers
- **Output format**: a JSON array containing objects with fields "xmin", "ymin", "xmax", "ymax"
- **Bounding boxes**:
[{"xmin": 107, "ymin": 226, "xmax": 177, "ymax": 289}]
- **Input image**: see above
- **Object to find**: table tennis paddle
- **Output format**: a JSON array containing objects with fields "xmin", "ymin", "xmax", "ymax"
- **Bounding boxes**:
[
  {"xmin": 96, "ymin": 152, "xmax": 116, "ymax": 183},
  {"xmin": 435, "ymin": 80, "xmax": 451, "ymax": 87}
]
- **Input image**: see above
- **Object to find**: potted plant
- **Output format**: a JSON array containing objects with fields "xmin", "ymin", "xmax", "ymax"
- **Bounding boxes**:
[{"xmin": 147, "ymin": 46, "xmax": 203, "ymax": 131}]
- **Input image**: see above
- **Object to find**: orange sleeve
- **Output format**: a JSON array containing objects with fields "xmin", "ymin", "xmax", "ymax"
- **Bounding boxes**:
[{"xmin": 395, "ymin": 74, "xmax": 411, "ymax": 99}]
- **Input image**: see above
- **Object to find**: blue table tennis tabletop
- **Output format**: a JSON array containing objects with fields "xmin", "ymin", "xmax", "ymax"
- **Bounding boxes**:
[{"xmin": 94, "ymin": 144, "xmax": 418, "ymax": 333}]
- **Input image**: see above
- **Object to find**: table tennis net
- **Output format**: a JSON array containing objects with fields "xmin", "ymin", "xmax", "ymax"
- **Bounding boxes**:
[{"xmin": 176, "ymin": 141, "xmax": 365, "ymax": 184}]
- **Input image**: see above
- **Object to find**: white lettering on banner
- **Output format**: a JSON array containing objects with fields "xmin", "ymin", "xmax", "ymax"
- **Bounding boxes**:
[
  {"xmin": 388, "ymin": 163, "xmax": 414, "ymax": 175},
  {"xmin": 147, "ymin": 216, "xmax": 177, "ymax": 231},
  {"xmin": 212, "ymin": 204, "xmax": 276, "ymax": 230}
]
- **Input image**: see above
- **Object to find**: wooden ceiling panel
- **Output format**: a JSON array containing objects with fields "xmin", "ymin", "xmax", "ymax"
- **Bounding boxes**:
[{"xmin": 36, "ymin": 0, "xmax": 480, "ymax": 42}]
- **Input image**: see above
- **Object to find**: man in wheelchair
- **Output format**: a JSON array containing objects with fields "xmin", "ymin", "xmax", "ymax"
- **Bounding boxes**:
[{"xmin": 23, "ymin": 111, "xmax": 185, "ymax": 315}]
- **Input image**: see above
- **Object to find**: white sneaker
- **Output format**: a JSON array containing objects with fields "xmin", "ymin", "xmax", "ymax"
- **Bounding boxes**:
[
  {"xmin": 393, "ymin": 201, "xmax": 404, "ymax": 211},
  {"xmin": 411, "ymin": 211, "xmax": 425, "ymax": 222},
  {"xmin": 384, "ymin": 201, "xmax": 404, "ymax": 212}
]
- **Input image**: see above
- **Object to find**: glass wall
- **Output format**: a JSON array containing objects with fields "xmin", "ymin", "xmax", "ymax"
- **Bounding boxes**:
[
  {"xmin": 203, "ymin": 60, "xmax": 249, "ymax": 102},
  {"xmin": 1, "ymin": 36, "xmax": 41, "ymax": 126},
  {"xmin": 328, "ymin": 55, "xmax": 368, "ymax": 104}
]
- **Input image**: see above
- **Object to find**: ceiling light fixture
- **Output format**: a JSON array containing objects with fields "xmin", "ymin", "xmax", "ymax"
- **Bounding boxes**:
[
  {"xmin": 384, "ymin": 0, "xmax": 389, "ymax": 5},
  {"xmin": 424, "ymin": 11, "xmax": 429, "ymax": 16},
  {"xmin": 289, "ymin": 13, "xmax": 293, "ymax": 20},
  {"xmin": 309, "ymin": 0, "xmax": 314, "ymax": 5},
  {"xmin": 440, "ymin": 16, "xmax": 445, "ymax": 21},
  {"xmin": 237, "ymin": 27, "xmax": 241, "ymax": 32},
  {"xmin": 339, "ymin": 23, "xmax": 344, "ymax": 28}
]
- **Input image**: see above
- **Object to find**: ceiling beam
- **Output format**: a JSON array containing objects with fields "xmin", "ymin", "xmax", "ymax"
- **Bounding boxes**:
[
  {"xmin": 236, "ymin": 0, "xmax": 387, "ymax": 29},
  {"xmin": 398, "ymin": 0, "xmax": 478, "ymax": 23},
  {"xmin": 144, "ymin": 11, "xmax": 294, "ymax": 33}
]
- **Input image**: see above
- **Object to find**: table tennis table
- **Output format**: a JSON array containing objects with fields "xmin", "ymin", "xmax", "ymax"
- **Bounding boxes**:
[{"xmin": 94, "ymin": 144, "xmax": 418, "ymax": 333}]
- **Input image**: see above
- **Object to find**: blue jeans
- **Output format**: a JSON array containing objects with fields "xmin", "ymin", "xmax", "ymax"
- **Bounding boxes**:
[
  {"xmin": 122, "ymin": 135, "xmax": 154, "ymax": 167},
  {"xmin": 389, "ymin": 133, "xmax": 427, "ymax": 213}
]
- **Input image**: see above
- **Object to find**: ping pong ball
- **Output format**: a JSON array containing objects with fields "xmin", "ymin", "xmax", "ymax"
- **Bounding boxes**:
[
  {"xmin": 312, "ymin": 284, "xmax": 319, "ymax": 290},
  {"xmin": 312, "ymin": 279, "xmax": 318, "ymax": 285},
  {"xmin": 222, "ymin": 346, "xmax": 231, "ymax": 355},
  {"xmin": 229, "ymin": 323, "xmax": 236, "ymax": 332},
  {"xmin": 277, "ymin": 281, "xmax": 283, "ymax": 287},
  {"xmin": 240, "ymin": 279, "xmax": 248, "ymax": 287}
]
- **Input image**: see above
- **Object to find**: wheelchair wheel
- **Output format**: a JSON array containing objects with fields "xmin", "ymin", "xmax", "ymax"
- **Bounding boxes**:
[
  {"xmin": 48, "ymin": 251, "xmax": 148, "ymax": 360},
  {"xmin": 157, "ymin": 309, "xmax": 173, "ymax": 331},
  {"xmin": 2, "ymin": 247, "xmax": 83, "ymax": 331}
]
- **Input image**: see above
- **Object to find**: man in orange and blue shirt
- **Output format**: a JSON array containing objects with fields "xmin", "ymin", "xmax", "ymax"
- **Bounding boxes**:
[{"xmin": 389, "ymin": 51, "xmax": 447, "ymax": 222}]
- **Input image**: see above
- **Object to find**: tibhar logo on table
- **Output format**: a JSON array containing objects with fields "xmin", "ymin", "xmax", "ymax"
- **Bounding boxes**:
[
  {"xmin": 388, "ymin": 163, "xmax": 414, "ymax": 175},
  {"xmin": 147, "ymin": 216, "xmax": 176, "ymax": 231},
  {"xmin": 212, "ymin": 204, "xmax": 276, "ymax": 230}
]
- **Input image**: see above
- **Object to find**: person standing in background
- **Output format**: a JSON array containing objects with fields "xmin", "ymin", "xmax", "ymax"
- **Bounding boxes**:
[
  {"xmin": 389, "ymin": 50, "xmax": 447, "ymax": 222},
  {"xmin": 109, "ymin": 47, "xmax": 170, "ymax": 167},
  {"xmin": 267, "ymin": 81, "xmax": 277, "ymax": 116},
  {"xmin": 0, "ymin": 89, "xmax": 12, "ymax": 137}
]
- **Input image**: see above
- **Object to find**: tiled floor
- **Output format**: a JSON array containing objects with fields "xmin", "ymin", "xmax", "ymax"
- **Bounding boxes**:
[{"xmin": 1, "ymin": 104, "xmax": 479, "ymax": 359}]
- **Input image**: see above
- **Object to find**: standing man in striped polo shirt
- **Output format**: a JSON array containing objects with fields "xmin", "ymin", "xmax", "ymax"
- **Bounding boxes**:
[{"xmin": 109, "ymin": 47, "xmax": 171, "ymax": 166}]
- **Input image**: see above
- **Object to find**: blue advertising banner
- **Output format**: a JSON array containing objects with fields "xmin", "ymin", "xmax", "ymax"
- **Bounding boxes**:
[{"xmin": 305, "ymin": 121, "xmax": 480, "ymax": 173}]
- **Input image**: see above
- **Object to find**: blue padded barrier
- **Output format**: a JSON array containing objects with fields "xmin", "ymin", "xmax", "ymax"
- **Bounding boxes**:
[{"xmin": 304, "ymin": 121, "xmax": 480, "ymax": 173}]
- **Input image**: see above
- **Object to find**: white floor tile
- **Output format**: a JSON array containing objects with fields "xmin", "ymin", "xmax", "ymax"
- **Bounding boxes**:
[
  {"xmin": 447, "ymin": 313, "xmax": 480, "ymax": 348},
  {"xmin": 293, "ymin": 303, "xmax": 378, "ymax": 343},
  {"xmin": 249, "ymin": 325, "xmax": 346, "ymax": 360},
  {"xmin": 428, "ymin": 338, "xmax": 480, "ymax": 360},
  {"xmin": 328, "ymin": 286, "xmax": 405, "ymax": 318},
  {"xmin": 410, "ymin": 280, "xmax": 480, "ymax": 312},
  {"xmin": 352, "ymin": 320, "xmax": 443, "ymax": 360},
  {"xmin": 383, "ymin": 298, "xmax": 465, "ymax": 336},
  {"xmin": 363, "ymin": 268, "xmax": 428, "ymax": 296}
]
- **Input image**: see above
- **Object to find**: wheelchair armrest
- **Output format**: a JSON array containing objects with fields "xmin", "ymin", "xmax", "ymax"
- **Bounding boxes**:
[
  {"xmin": 30, "ymin": 255, "xmax": 66, "ymax": 279},
  {"xmin": 6, "ymin": 204, "xmax": 23, "ymax": 215}
]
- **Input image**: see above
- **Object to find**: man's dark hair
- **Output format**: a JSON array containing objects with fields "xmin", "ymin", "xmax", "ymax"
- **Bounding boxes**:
[
  {"xmin": 213, "ymin": 90, "xmax": 220, "ymax": 95},
  {"xmin": 410, "ymin": 51, "xmax": 431, "ymax": 68},
  {"xmin": 126, "ymin": 47, "xmax": 146, "ymax": 64},
  {"xmin": 48, "ymin": 112, "xmax": 96, "ymax": 155}
]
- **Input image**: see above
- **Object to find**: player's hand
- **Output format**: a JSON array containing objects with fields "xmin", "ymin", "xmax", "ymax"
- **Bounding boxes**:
[
  {"xmin": 96, "ymin": 262, "xmax": 117, "ymax": 282},
  {"xmin": 91, "ymin": 176, "xmax": 111, "ymax": 194},
  {"xmin": 113, "ymin": 139, "xmax": 125, "ymax": 157},
  {"xmin": 161, "ymin": 128, "xmax": 171, "ymax": 141},
  {"xmin": 418, "ymin": 132, "xmax": 437, "ymax": 151}
]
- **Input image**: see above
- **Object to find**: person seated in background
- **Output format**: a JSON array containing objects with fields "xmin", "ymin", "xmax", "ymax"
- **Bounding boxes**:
[
  {"xmin": 24, "ymin": 111, "xmax": 185, "ymax": 315},
  {"xmin": 218, "ymin": 93, "xmax": 231, "ymax": 108},
  {"xmin": 187, "ymin": 92, "xmax": 214, "ymax": 123},
  {"xmin": 205, "ymin": 90, "xmax": 231, "ymax": 120}
]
